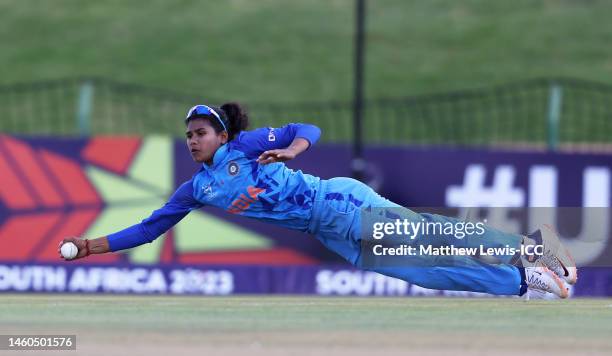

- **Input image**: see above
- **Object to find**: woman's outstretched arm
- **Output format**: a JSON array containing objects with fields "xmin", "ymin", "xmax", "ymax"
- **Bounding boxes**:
[{"xmin": 58, "ymin": 180, "xmax": 203, "ymax": 260}]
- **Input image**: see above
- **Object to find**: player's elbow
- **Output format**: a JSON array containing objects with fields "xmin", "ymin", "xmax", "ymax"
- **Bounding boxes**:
[
  {"xmin": 311, "ymin": 124, "xmax": 321, "ymax": 141},
  {"xmin": 301, "ymin": 123, "xmax": 321, "ymax": 146}
]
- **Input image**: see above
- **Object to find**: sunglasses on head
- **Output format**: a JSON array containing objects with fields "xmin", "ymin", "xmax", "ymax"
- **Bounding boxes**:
[{"xmin": 185, "ymin": 105, "xmax": 227, "ymax": 132}]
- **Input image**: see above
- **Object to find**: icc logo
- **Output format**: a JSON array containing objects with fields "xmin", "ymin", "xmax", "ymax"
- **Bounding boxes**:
[{"xmin": 202, "ymin": 185, "xmax": 213, "ymax": 195}]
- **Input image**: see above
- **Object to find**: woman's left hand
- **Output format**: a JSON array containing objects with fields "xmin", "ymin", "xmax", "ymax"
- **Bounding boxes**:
[{"xmin": 257, "ymin": 148, "xmax": 297, "ymax": 165}]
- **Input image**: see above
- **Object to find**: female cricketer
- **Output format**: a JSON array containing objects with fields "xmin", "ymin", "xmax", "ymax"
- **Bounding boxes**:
[{"xmin": 58, "ymin": 102, "xmax": 577, "ymax": 298}]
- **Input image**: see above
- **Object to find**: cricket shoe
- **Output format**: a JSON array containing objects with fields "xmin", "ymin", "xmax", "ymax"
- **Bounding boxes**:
[
  {"xmin": 523, "ymin": 284, "xmax": 574, "ymax": 300},
  {"xmin": 525, "ymin": 264, "xmax": 569, "ymax": 299},
  {"xmin": 523, "ymin": 225, "xmax": 578, "ymax": 285}
]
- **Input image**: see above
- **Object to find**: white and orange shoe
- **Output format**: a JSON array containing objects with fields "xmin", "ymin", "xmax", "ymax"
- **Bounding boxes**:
[
  {"xmin": 523, "ymin": 225, "xmax": 578, "ymax": 285},
  {"xmin": 525, "ymin": 264, "xmax": 569, "ymax": 299}
]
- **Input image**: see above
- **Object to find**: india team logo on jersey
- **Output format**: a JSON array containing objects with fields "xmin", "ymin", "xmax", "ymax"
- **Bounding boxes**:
[
  {"xmin": 228, "ymin": 161, "xmax": 240, "ymax": 176},
  {"xmin": 228, "ymin": 185, "xmax": 266, "ymax": 214}
]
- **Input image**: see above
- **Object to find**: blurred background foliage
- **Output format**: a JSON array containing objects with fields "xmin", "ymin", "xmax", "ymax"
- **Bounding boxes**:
[
  {"xmin": 1, "ymin": 0, "xmax": 612, "ymax": 146},
  {"xmin": 3, "ymin": 0, "xmax": 612, "ymax": 102}
]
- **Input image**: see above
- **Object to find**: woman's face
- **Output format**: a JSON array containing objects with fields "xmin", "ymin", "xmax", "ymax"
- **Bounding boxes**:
[{"xmin": 185, "ymin": 118, "xmax": 228, "ymax": 165}]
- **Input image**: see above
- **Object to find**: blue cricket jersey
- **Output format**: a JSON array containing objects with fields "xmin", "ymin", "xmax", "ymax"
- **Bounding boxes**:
[{"xmin": 107, "ymin": 123, "xmax": 321, "ymax": 251}]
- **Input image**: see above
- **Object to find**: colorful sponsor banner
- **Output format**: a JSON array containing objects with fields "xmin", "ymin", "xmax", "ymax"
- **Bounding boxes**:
[
  {"xmin": 0, "ymin": 135, "xmax": 611, "ymax": 268},
  {"xmin": 0, "ymin": 135, "xmax": 329, "ymax": 266},
  {"xmin": 1, "ymin": 263, "xmax": 610, "ymax": 296},
  {"xmin": 292, "ymin": 145, "xmax": 612, "ymax": 268}
]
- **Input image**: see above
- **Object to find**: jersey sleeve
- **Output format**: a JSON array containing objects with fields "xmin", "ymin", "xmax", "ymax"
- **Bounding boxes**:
[
  {"xmin": 106, "ymin": 180, "xmax": 203, "ymax": 251},
  {"xmin": 234, "ymin": 123, "xmax": 321, "ymax": 159}
]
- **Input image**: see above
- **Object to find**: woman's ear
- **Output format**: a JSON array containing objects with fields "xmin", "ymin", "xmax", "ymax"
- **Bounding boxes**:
[{"xmin": 220, "ymin": 131, "xmax": 229, "ymax": 144}]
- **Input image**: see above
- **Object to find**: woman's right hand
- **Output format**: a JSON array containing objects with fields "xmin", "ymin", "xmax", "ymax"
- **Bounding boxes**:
[{"xmin": 57, "ymin": 237, "xmax": 90, "ymax": 261}]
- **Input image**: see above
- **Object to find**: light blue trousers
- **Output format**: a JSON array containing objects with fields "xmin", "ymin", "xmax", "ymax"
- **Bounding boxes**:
[{"xmin": 307, "ymin": 177, "xmax": 525, "ymax": 296}]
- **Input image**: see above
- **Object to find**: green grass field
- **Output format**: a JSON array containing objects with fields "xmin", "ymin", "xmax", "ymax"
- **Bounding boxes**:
[
  {"xmin": 2, "ymin": 0, "xmax": 612, "ymax": 103},
  {"xmin": 1, "ymin": 295, "xmax": 611, "ymax": 355}
]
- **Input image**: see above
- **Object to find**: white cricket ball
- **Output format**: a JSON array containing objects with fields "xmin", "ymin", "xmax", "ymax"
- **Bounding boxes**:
[{"xmin": 61, "ymin": 242, "xmax": 78, "ymax": 260}]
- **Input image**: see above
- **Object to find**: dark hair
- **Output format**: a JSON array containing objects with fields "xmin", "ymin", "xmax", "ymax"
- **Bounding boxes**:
[
  {"xmin": 185, "ymin": 102, "xmax": 249, "ymax": 141},
  {"xmin": 220, "ymin": 102, "xmax": 249, "ymax": 141}
]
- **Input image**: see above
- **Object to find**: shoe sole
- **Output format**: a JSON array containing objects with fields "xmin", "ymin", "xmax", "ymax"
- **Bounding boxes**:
[{"xmin": 544, "ymin": 266, "xmax": 569, "ymax": 299}]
